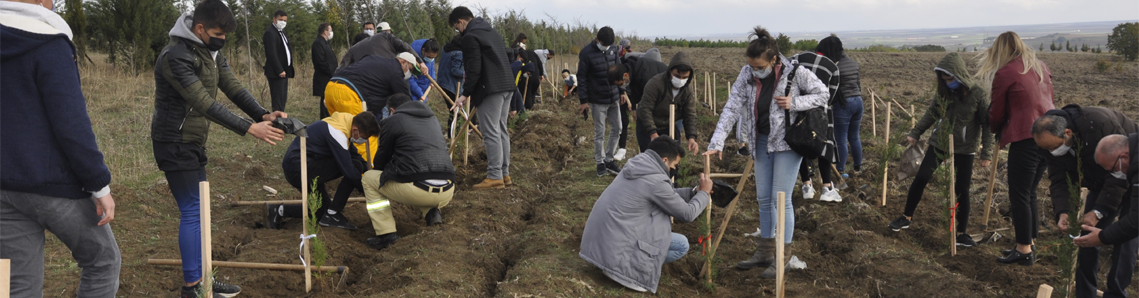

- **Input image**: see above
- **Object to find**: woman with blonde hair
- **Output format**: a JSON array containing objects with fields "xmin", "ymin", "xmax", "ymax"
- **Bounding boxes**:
[{"xmin": 975, "ymin": 31, "xmax": 1054, "ymax": 265}]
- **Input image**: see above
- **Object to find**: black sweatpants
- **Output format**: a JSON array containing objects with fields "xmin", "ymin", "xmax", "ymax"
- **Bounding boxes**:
[
  {"xmin": 1006, "ymin": 139, "xmax": 1048, "ymax": 245},
  {"xmin": 901, "ymin": 145, "xmax": 975, "ymax": 234},
  {"xmin": 268, "ymin": 77, "xmax": 289, "ymax": 112},
  {"xmin": 799, "ymin": 157, "xmax": 833, "ymax": 185},
  {"xmin": 282, "ymin": 158, "xmax": 359, "ymax": 219}
]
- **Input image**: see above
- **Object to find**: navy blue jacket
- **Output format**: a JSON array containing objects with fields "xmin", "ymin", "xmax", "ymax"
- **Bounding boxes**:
[
  {"xmin": 437, "ymin": 50, "xmax": 464, "ymax": 95},
  {"xmin": 577, "ymin": 40, "xmax": 620, "ymax": 105},
  {"xmin": 281, "ymin": 121, "xmax": 364, "ymax": 183},
  {"xmin": 1, "ymin": 21, "xmax": 112, "ymax": 199}
]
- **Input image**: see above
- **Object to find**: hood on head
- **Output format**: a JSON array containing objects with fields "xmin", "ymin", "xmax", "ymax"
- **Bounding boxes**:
[
  {"xmin": 411, "ymin": 39, "xmax": 428, "ymax": 58},
  {"xmin": 644, "ymin": 48, "xmax": 662, "ymax": 63},
  {"xmin": 666, "ymin": 52, "xmax": 693, "ymax": 89},
  {"xmin": 169, "ymin": 12, "xmax": 203, "ymax": 46},
  {"xmin": 933, "ymin": 52, "xmax": 975, "ymax": 89},
  {"xmin": 0, "ymin": 1, "xmax": 76, "ymax": 60},
  {"xmin": 620, "ymin": 150, "xmax": 670, "ymax": 180}
]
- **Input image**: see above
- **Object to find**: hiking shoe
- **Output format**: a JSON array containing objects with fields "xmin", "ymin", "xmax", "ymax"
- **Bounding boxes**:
[
  {"xmin": 366, "ymin": 233, "xmax": 400, "ymax": 250},
  {"xmin": 615, "ymin": 148, "xmax": 628, "ymax": 161},
  {"xmin": 801, "ymin": 184, "xmax": 816, "ymax": 200},
  {"xmin": 473, "ymin": 178, "xmax": 505, "ymax": 189},
  {"xmin": 956, "ymin": 234, "xmax": 976, "ymax": 247},
  {"xmin": 596, "ymin": 164, "xmax": 607, "ymax": 177},
  {"xmin": 181, "ymin": 281, "xmax": 240, "ymax": 298},
  {"xmin": 318, "ymin": 213, "xmax": 358, "ymax": 230},
  {"xmin": 888, "ymin": 216, "xmax": 911, "ymax": 231},
  {"xmin": 819, "ymin": 186, "xmax": 842, "ymax": 202},
  {"xmin": 605, "ymin": 160, "xmax": 622, "ymax": 175},
  {"xmin": 265, "ymin": 204, "xmax": 283, "ymax": 230},
  {"xmin": 504, "ymin": 175, "xmax": 513, "ymax": 186},
  {"xmin": 425, "ymin": 208, "xmax": 443, "ymax": 226}
]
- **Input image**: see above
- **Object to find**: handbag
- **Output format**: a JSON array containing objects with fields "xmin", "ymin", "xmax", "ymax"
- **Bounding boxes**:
[{"xmin": 782, "ymin": 63, "xmax": 829, "ymax": 159}]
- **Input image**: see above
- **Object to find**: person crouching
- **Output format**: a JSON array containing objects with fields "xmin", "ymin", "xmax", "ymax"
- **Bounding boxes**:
[{"xmin": 579, "ymin": 136, "xmax": 713, "ymax": 293}]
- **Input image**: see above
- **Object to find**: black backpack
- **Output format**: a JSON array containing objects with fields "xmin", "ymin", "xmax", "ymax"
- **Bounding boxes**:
[{"xmin": 782, "ymin": 64, "xmax": 829, "ymax": 159}]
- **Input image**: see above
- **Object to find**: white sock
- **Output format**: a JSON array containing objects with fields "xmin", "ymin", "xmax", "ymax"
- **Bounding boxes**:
[{"xmin": 277, "ymin": 205, "xmax": 284, "ymax": 216}]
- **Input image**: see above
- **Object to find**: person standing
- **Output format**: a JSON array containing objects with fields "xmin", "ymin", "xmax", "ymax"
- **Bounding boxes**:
[
  {"xmin": 705, "ymin": 26, "xmax": 828, "ymax": 279},
  {"xmin": 635, "ymin": 52, "xmax": 699, "ymax": 157},
  {"xmin": 311, "ymin": 22, "xmax": 338, "ymax": 118},
  {"xmin": 887, "ymin": 52, "xmax": 995, "ymax": 249},
  {"xmin": 0, "ymin": 0, "xmax": 120, "ymax": 297},
  {"xmin": 263, "ymin": 9, "xmax": 293, "ymax": 112},
  {"xmin": 830, "ymin": 35, "xmax": 864, "ymax": 177},
  {"xmin": 449, "ymin": 6, "xmax": 516, "ymax": 189},
  {"xmin": 437, "ymin": 37, "xmax": 465, "ymax": 128},
  {"xmin": 1031, "ymin": 106, "xmax": 1137, "ymax": 295},
  {"xmin": 363, "ymin": 22, "xmax": 375, "ymax": 36},
  {"xmin": 154, "ymin": 1, "xmax": 287, "ymax": 296},
  {"xmin": 976, "ymin": 31, "xmax": 1055, "ymax": 265},
  {"xmin": 578, "ymin": 27, "xmax": 623, "ymax": 177},
  {"xmin": 790, "ymin": 46, "xmax": 840, "ymax": 202}
]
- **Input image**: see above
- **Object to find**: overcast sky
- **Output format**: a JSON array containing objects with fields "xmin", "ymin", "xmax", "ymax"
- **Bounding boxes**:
[{"xmin": 454, "ymin": 0, "xmax": 1139, "ymax": 37}]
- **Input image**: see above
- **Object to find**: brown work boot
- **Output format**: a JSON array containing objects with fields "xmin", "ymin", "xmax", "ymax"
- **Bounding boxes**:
[
  {"xmin": 761, "ymin": 242, "xmax": 793, "ymax": 279},
  {"xmin": 504, "ymin": 176, "xmax": 513, "ymax": 186},
  {"xmin": 736, "ymin": 237, "xmax": 775, "ymax": 270},
  {"xmin": 473, "ymin": 178, "xmax": 505, "ymax": 189}
]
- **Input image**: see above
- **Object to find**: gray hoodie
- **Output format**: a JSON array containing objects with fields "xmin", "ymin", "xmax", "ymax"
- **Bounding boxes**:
[
  {"xmin": 0, "ymin": 1, "xmax": 71, "ymax": 40},
  {"xmin": 579, "ymin": 150, "xmax": 709, "ymax": 293}
]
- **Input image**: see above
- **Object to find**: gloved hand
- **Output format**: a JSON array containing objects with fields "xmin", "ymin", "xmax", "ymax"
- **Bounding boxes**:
[{"xmin": 351, "ymin": 156, "xmax": 369, "ymax": 174}]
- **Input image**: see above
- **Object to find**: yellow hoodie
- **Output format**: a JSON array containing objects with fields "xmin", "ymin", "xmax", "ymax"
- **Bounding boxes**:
[{"xmin": 324, "ymin": 112, "xmax": 380, "ymax": 167}]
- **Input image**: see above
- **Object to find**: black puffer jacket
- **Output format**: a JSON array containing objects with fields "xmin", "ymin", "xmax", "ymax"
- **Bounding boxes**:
[
  {"xmin": 373, "ymin": 101, "xmax": 456, "ymax": 186},
  {"xmin": 1044, "ymin": 104, "xmax": 1139, "ymax": 218},
  {"xmin": 837, "ymin": 55, "xmax": 862, "ymax": 99},
  {"xmin": 577, "ymin": 40, "xmax": 620, "ymax": 105},
  {"xmin": 458, "ymin": 17, "xmax": 515, "ymax": 107},
  {"xmin": 627, "ymin": 48, "xmax": 668, "ymax": 106}
]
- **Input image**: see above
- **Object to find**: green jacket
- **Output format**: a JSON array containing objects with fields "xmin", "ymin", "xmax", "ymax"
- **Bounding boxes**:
[
  {"xmin": 637, "ymin": 52, "xmax": 697, "ymax": 140},
  {"xmin": 908, "ymin": 52, "xmax": 995, "ymax": 160},
  {"xmin": 152, "ymin": 13, "xmax": 269, "ymax": 147}
]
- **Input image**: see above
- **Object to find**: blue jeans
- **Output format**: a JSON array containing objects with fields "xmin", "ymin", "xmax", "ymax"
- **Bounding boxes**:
[
  {"xmin": 166, "ymin": 168, "xmax": 207, "ymax": 283},
  {"xmin": 664, "ymin": 232, "xmax": 689, "ymax": 263},
  {"xmin": 833, "ymin": 96, "xmax": 864, "ymax": 172},
  {"xmin": 754, "ymin": 135, "xmax": 803, "ymax": 243}
]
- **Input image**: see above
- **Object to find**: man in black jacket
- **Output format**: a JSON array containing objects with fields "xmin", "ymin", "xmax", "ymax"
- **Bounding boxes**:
[
  {"xmin": 1032, "ymin": 105, "xmax": 1138, "ymax": 297},
  {"xmin": 578, "ymin": 27, "xmax": 622, "ymax": 177},
  {"xmin": 362, "ymin": 94, "xmax": 456, "ymax": 250},
  {"xmin": 311, "ymin": 22, "xmax": 338, "ymax": 118},
  {"xmin": 623, "ymin": 48, "xmax": 668, "ymax": 154},
  {"xmin": 263, "ymin": 9, "xmax": 293, "ymax": 112},
  {"xmin": 449, "ymin": 6, "xmax": 516, "ymax": 189},
  {"xmin": 338, "ymin": 27, "xmax": 422, "ymax": 71},
  {"xmin": 1078, "ymin": 134, "xmax": 1138, "ymax": 249},
  {"xmin": 324, "ymin": 53, "xmax": 414, "ymax": 120}
]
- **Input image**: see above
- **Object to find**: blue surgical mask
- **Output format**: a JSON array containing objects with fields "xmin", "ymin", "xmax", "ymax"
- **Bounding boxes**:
[
  {"xmin": 597, "ymin": 43, "xmax": 609, "ymax": 52},
  {"xmin": 751, "ymin": 66, "xmax": 772, "ymax": 79},
  {"xmin": 425, "ymin": 58, "xmax": 435, "ymax": 63},
  {"xmin": 947, "ymin": 80, "xmax": 962, "ymax": 90}
]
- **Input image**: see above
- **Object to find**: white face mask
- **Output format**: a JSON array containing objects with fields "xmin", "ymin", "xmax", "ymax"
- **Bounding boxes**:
[
  {"xmin": 365, "ymin": 29, "xmax": 375, "ymax": 36},
  {"xmin": 752, "ymin": 66, "xmax": 772, "ymax": 79},
  {"xmin": 404, "ymin": 70, "xmax": 412, "ymax": 80},
  {"xmin": 1050, "ymin": 143, "xmax": 1072, "ymax": 157},
  {"xmin": 327, "ymin": 31, "xmax": 333, "ymax": 40},
  {"xmin": 1112, "ymin": 158, "xmax": 1127, "ymax": 179},
  {"xmin": 671, "ymin": 75, "xmax": 687, "ymax": 88},
  {"xmin": 351, "ymin": 137, "xmax": 367, "ymax": 144},
  {"xmin": 275, "ymin": 20, "xmax": 287, "ymax": 30}
]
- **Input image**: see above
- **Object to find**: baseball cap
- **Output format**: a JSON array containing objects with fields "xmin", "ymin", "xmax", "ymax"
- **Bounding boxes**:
[
  {"xmin": 379, "ymin": 22, "xmax": 391, "ymax": 31},
  {"xmin": 396, "ymin": 52, "xmax": 421, "ymax": 73}
]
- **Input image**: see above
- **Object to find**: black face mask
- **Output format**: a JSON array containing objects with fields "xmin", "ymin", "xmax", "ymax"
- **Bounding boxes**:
[{"xmin": 205, "ymin": 36, "xmax": 226, "ymax": 51}]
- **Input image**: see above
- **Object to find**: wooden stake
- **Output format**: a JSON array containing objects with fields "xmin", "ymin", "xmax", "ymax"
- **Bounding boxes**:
[
  {"xmin": 200, "ymin": 181, "xmax": 212, "ymax": 297},
  {"xmin": 775, "ymin": 191, "xmax": 787, "ymax": 298},
  {"xmin": 300, "ymin": 137, "xmax": 311, "ymax": 292},
  {"xmin": 699, "ymin": 159, "xmax": 755, "ymax": 279},
  {"xmin": 669, "ymin": 104, "xmax": 676, "ymax": 139},
  {"xmin": 522, "ymin": 76, "xmax": 530, "ymax": 107},
  {"xmin": 981, "ymin": 151, "xmax": 1001, "ymax": 230},
  {"xmin": 425, "ymin": 75, "xmax": 482, "ymax": 139},
  {"xmin": 1, "ymin": 259, "xmax": 10, "ymax": 298},
  {"xmin": 148, "ymin": 259, "xmax": 346, "ymax": 273},
  {"xmin": 464, "ymin": 99, "xmax": 470, "ymax": 166},
  {"xmin": 949, "ymin": 135, "xmax": 956, "ymax": 257},
  {"xmin": 1067, "ymin": 188, "xmax": 1089, "ymax": 297},
  {"xmin": 910, "ymin": 104, "xmax": 916, "ymax": 129},
  {"xmin": 703, "ymin": 155, "xmax": 712, "ymax": 284},
  {"xmin": 1037, "ymin": 284, "xmax": 1054, "ymax": 298},
  {"xmin": 871, "ymin": 90, "xmax": 877, "ymax": 137},
  {"xmin": 881, "ymin": 104, "xmax": 890, "ymax": 206}
]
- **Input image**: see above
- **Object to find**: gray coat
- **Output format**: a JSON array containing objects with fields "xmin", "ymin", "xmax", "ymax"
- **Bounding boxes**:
[{"xmin": 579, "ymin": 150, "xmax": 710, "ymax": 293}]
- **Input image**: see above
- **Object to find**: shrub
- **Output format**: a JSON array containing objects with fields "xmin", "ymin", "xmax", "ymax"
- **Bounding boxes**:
[{"xmin": 1095, "ymin": 59, "xmax": 1111, "ymax": 72}]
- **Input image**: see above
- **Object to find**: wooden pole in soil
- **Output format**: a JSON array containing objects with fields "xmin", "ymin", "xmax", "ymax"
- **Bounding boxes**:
[
  {"xmin": 1067, "ymin": 188, "xmax": 1089, "ymax": 297},
  {"xmin": 775, "ymin": 191, "xmax": 787, "ymax": 298},
  {"xmin": 669, "ymin": 104, "xmax": 675, "ymax": 140},
  {"xmin": 522, "ymin": 76, "xmax": 530, "ymax": 108},
  {"xmin": 949, "ymin": 135, "xmax": 956, "ymax": 257},
  {"xmin": 981, "ymin": 151, "xmax": 1001, "ymax": 230},
  {"xmin": 200, "ymin": 181, "xmax": 212, "ymax": 297},
  {"xmin": 1037, "ymin": 284, "xmax": 1054, "ymax": 298},
  {"xmin": 464, "ymin": 99, "xmax": 471, "ymax": 166},
  {"xmin": 1, "ymin": 259, "xmax": 10, "ymax": 297},
  {"xmin": 300, "ymin": 137, "xmax": 312, "ymax": 292},
  {"xmin": 699, "ymin": 159, "xmax": 755, "ymax": 280},
  {"xmin": 426, "ymin": 76, "xmax": 483, "ymax": 139},
  {"xmin": 881, "ymin": 104, "xmax": 890, "ymax": 206},
  {"xmin": 703, "ymin": 155, "xmax": 712, "ymax": 284},
  {"xmin": 910, "ymin": 105, "xmax": 916, "ymax": 129},
  {"xmin": 871, "ymin": 90, "xmax": 877, "ymax": 137}
]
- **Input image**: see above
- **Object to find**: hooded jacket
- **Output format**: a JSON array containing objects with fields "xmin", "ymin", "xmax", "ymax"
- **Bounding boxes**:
[
  {"xmin": 332, "ymin": 55, "xmax": 411, "ymax": 113},
  {"xmin": 579, "ymin": 150, "xmax": 710, "ymax": 293},
  {"xmin": 338, "ymin": 31, "xmax": 418, "ymax": 70},
  {"xmin": 152, "ymin": 13, "xmax": 270, "ymax": 150},
  {"xmin": 577, "ymin": 40, "xmax": 621, "ymax": 105},
  {"xmin": 311, "ymin": 34, "xmax": 337, "ymax": 96},
  {"xmin": 456, "ymin": 17, "xmax": 515, "ymax": 107},
  {"xmin": 637, "ymin": 52, "xmax": 698, "ymax": 139},
  {"xmin": 0, "ymin": 2, "xmax": 112, "ymax": 199},
  {"xmin": 708, "ymin": 55, "xmax": 829, "ymax": 157},
  {"xmin": 408, "ymin": 39, "xmax": 438, "ymax": 100},
  {"xmin": 1043, "ymin": 104, "xmax": 1138, "ymax": 218},
  {"xmin": 837, "ymin": 54, "xmax": 862, "ymax": 99},
  {"xmin": 1100, "ymin": 133, "xmax": 1139, "ymax": 245},
  {"xmin": 627, "ymin": 48, "xmax": 668, "ymax": 107},
  {"xmin": 373, "ymin": 101, "xmax": 456, "ymax": 186},
  {"xmin": 908, "ymin": 52, "xmax": 995, "ymax": 160},
  {"xmin": 989, "ymin": 57, "xmax": 1055, "ymax": 148}
]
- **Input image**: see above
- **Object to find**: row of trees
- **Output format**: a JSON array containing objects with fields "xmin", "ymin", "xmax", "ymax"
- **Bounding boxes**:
[
  {"xmin": 650, "ymin": 34, "xmax": 822, "ymax": 55},
  {"xmin": 57, "ymin": 0, "xmax": 644, "ymax": 73},
  {"xmin": 1043, "ymin": 40, "xmax": 1103, "ymax": 53},
  {"xmin": 849, "ymin": 44, "xmax": 947, "ymax": 52}
]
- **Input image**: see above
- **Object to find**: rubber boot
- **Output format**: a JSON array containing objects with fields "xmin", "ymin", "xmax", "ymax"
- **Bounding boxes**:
[
  {"xmin": 736, "ymin": 237, "xmax": 775, "ymax": 270},
  {"xmin": 761, "ymin": 242, "xmax": 793, "ymax": 279}
]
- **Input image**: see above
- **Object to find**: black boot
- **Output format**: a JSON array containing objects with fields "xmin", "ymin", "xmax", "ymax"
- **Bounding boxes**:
[
  {"xmin": 736, "ymin": 238, "xmax": 775, "ymax": 270},
  {"xmin": 425, "ymin": 208, "xmax": 443, "ymax": 226}
]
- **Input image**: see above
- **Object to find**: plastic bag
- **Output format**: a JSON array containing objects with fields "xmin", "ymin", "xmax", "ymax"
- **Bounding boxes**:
[{"xmin": 897, "ymin": 143, "xmax": 925, "ymax": 180}]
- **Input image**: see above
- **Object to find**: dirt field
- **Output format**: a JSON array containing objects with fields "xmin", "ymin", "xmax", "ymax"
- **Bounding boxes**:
[{"xmin": 41, "ymin": 50, "xmax": 1138, "ymax": 297}]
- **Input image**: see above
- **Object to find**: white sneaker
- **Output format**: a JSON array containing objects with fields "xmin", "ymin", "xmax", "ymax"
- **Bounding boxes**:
[
  {"xmin": 801, "ymin": 184, "xmax": 816, "ymax": 199},
  {"xmin": 820, "ymin": 186, "xmax": 843, "ymax": 202},
  {"xmin": 614, "ymin": 148, "xmax": 628, "ymax": 161}
]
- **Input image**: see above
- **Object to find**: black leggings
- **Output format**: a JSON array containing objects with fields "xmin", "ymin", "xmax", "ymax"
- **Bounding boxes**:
[
  {"xmin": 799, "ymin": 157, "xmax": 833, "ymax": 184},
  {"xmin": 902, "ymin": 145, "xmax": 975, "ymax": 234},
  {"xmin": 1006, "ymin": 139, "xmax": 1047, "ymax": 245}
]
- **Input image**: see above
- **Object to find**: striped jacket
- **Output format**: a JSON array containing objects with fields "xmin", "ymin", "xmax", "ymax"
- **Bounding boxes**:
[{"xmin": 791, "ymin": 52, "xmax": 840, "ymax": 162}]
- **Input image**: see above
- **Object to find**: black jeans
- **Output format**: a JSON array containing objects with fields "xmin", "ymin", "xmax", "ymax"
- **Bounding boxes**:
[
  {"xmin": 618, "ymin": 102, "xmax": 630, "ymax": 149},
  {"xmin": 799, "ymin": 157, "xmax": 834, "ymax": 185},
  {"xmin": 1074, "ymin": 189, "xmax": 1137, "ymax": 298},
  {"xmin": 267, "ymin": 77, "xmax": 288, "ymax": 112},
  {"xmin": 1007, "ymin": 139, "xmax": 1048, "ymax": 245},
  {"xmin": 902, "ymin": 145, "xmax": 975, "ymax": 234},
  {"xmin": 282, "ymin": 158, "xmax": 359, "ymax": 218}
]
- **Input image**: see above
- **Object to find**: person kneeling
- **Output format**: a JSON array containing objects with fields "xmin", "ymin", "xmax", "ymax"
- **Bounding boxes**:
[
  {"xmin": 363, "ymin": 94, "xmax": 456, "ymax": 250},
  {"xmin": 579, "ymin": 137, "xmax": 712, "ymax": 293}
]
